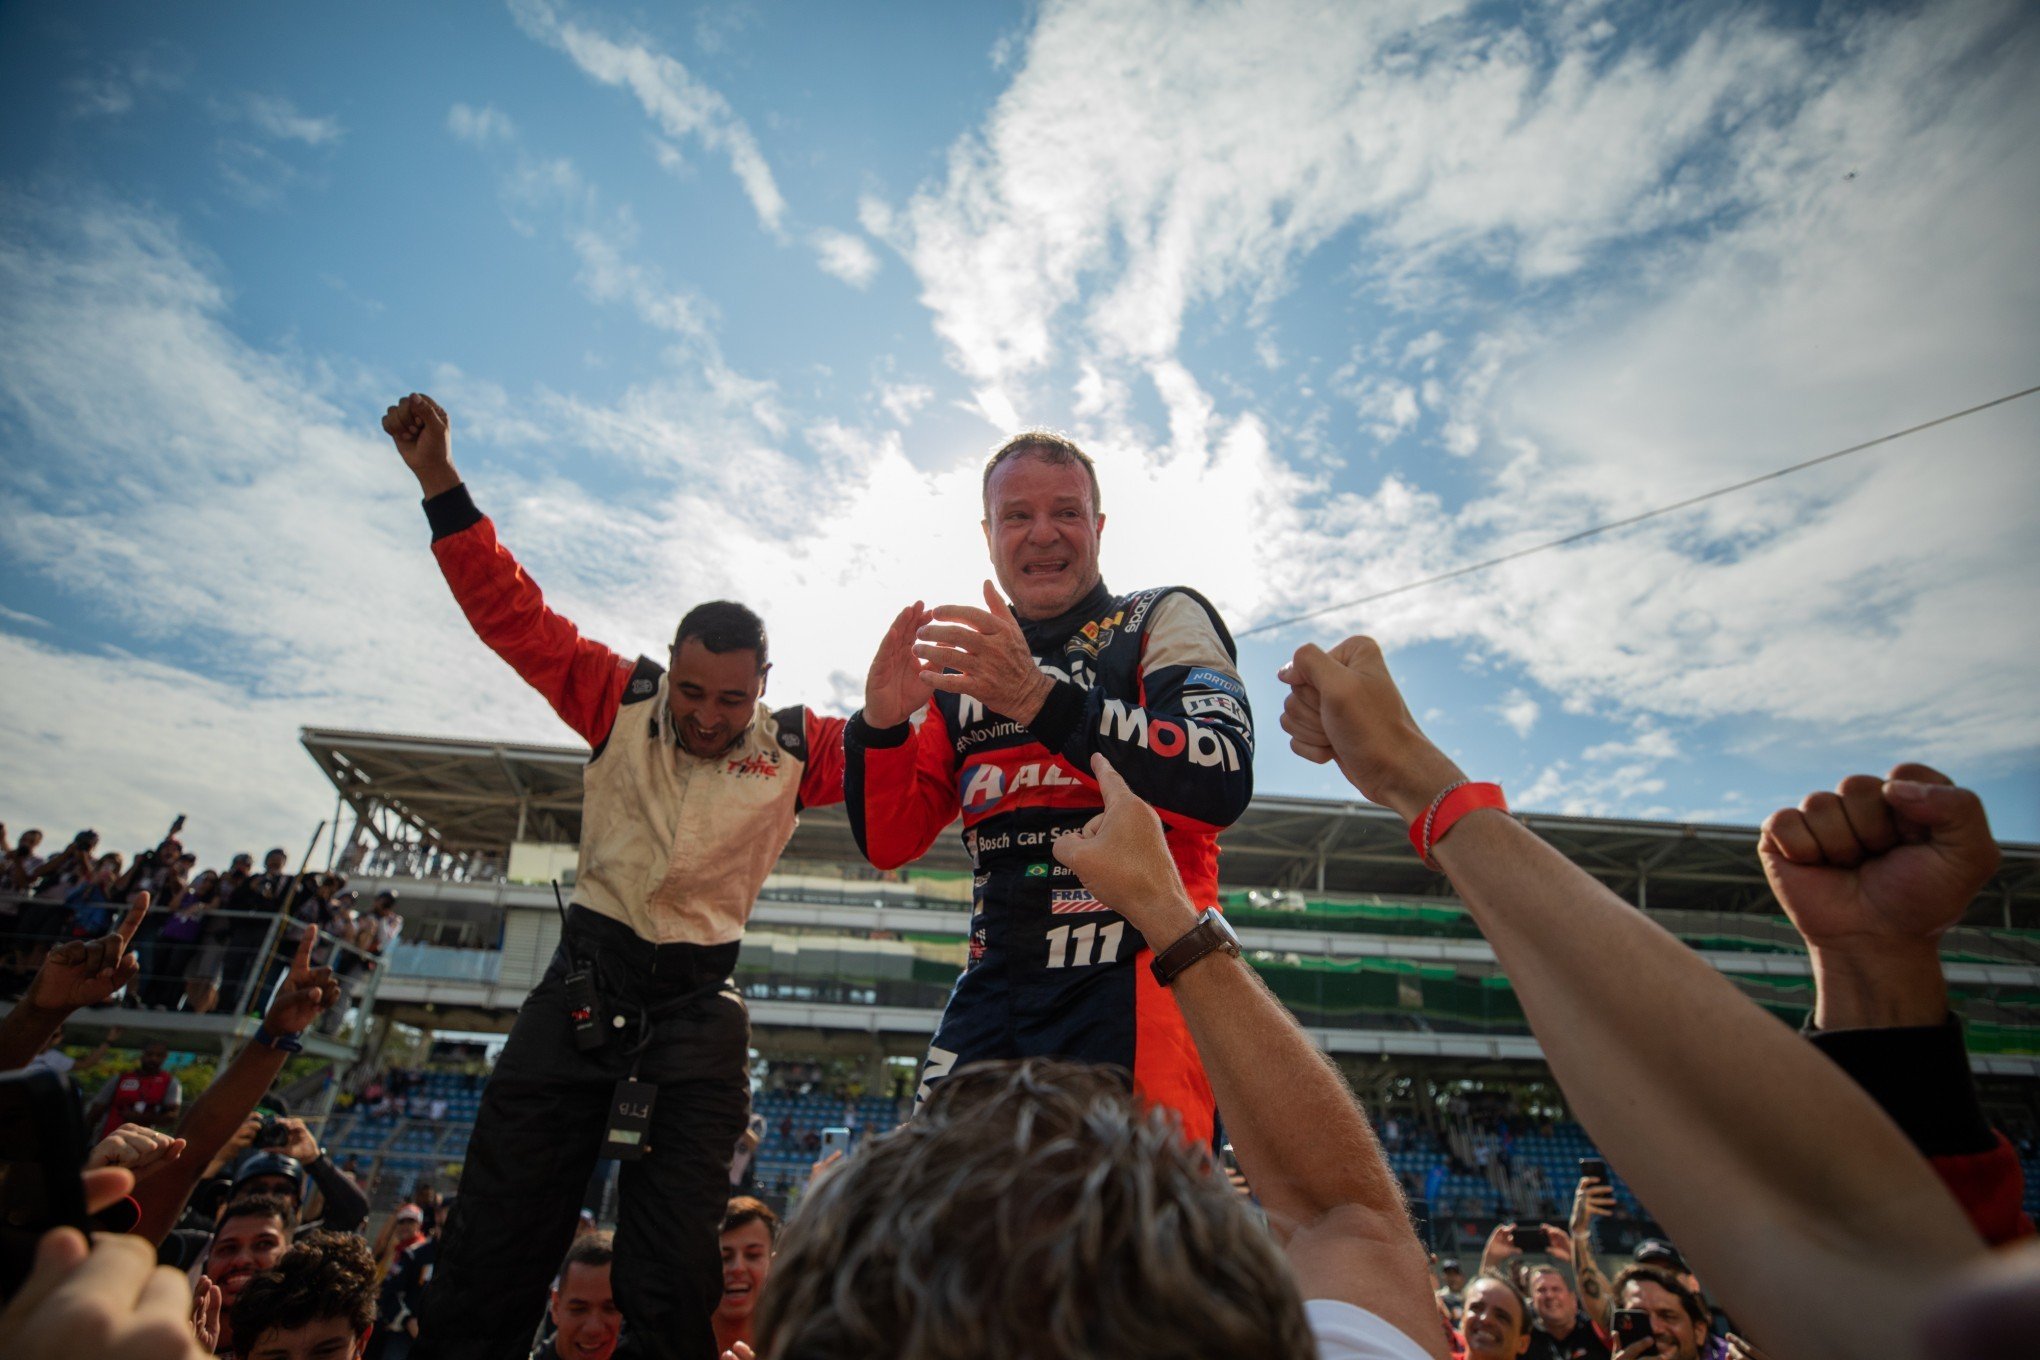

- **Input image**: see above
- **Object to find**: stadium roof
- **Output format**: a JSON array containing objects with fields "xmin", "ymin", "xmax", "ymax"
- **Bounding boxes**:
[{"xmin": 301, "ymin": 727, "xmax": 2040, "ymax": 924}]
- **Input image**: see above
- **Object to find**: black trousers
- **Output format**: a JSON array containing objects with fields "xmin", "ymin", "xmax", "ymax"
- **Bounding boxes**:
[{"xmin": 414, "ymin": 908, "xmax": 751, "ymax": 1360}]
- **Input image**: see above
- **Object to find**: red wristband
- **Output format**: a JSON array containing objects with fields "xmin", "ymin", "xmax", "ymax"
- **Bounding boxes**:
[{"xmin": 1408, "ymin": 781, "xmax": 1508, "ymax": 869}]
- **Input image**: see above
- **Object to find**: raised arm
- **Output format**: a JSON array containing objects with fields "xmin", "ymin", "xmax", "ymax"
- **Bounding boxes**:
[
  {"xmin": 1760, "ymin": 766, "xmax": 2033, "ymax": 1244},
  {"xmin": 1568, "ymin": 1176, "xmax": 1619, "ymax": 1331},
  {"xmin": 1053, "ymin": 755, "xmax": 1445, "ymax": 1358},
  {"xmin": 133, "ymin": 929, "xmax": 339, "ymax": 1242},
  {"xmin": 382, "ymin": 392, "xmax": 633, "ymax": 748},
  {"xmin": 0, "ymin": 898, "xmax": 148, "ymax": 1071},
  {"xmin": 1278, "ymin": 637, "xmax": 1987, "ymax": 1360}
]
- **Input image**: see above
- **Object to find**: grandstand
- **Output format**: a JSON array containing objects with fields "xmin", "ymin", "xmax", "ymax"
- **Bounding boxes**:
[{"xmin": 296, "ymin": 726, "xmax": 2040, "ymax": 1240}]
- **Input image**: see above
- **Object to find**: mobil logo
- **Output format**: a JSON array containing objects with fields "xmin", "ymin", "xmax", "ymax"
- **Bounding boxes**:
[
  {"xmin": 1098, "ymin": 698, "xmax": 1243, "ymax": 771},
  {"xmin": 958, "ymin": 758, "xmax": 1084, "ymax": 811}
]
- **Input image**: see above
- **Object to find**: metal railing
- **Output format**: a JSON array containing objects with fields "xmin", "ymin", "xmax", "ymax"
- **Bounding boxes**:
[{"xmin": 0, "ymin": 894, "xmax": 388, "ymax": 1035}]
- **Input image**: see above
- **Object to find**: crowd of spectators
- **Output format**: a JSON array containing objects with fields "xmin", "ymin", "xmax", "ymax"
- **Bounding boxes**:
[
  {"xmin": 0, "ymin": 821, "xmax": 402, "ymax": 1025},
  {"xmin": 3, "ymin": 637, "xmax": 2036, "ymax": 1359}
]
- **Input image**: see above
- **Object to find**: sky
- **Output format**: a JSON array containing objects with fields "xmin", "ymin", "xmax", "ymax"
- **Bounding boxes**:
[{"xmin": 1, "ymin": 0, "xmax": 2036, "ymax": 872}]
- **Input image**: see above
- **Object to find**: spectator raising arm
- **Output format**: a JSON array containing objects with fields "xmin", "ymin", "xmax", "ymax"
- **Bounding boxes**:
[
  {"xmin": 1054, "ymin": 754, "xmax": 1446, "ymax": 1359},
  {"xmin": 0, "ymin": 896, "xmax": 148, "ymax": 1070},
  {"xmin": 1278, "ymin": 637, "xmax": 1987, "ymax": 1360},
  {"xmin": 1568, "ymin": 1175, "xmax": 1619, "ymax": 1332},
  {"xmin": 132, "ymin": 927, "xmax": 339, "ymax": 1243},
  {"xmin": 1760, "ymin": 765, "xmax": 2034, "ymax": 1244}
]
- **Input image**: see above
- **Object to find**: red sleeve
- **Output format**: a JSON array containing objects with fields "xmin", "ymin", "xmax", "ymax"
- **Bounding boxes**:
[
  {"xmin": 798, "ymin": 710, "xmax": 848, "ymax": 810},
  {"xmin": 845, "ymin": 703, "xmax": 960, "ymax": 869},
  {"xmin": 430, "ymin": 512, "xmax": 632, "ymax": 747},
  {"xmin": 1931, "ymin": 1134, "xmax": 2035, "ymax": 1245}
]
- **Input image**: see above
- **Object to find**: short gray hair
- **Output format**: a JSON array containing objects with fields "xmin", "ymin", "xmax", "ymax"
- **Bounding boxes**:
[
  {"xmin": 981, "ymin": 431, "xmax": 1102, "ymax": 517},
  {"xmin": 757, "ymin": 1059, "xmax": 1312, "ymax": 1360}
]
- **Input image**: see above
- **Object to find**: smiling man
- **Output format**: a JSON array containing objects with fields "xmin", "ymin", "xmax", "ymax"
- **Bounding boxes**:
[
  {"xmin": 850, "ymin": 431, "xmax": 1253, "ymax": 1140},
  {"xmin": 1460, "ymin": 1274, "xmax": 1534, "ymax": 1360},
  {"xmin": 539, "ymin": 1233, "xmax": 622, "ymax": 1360},
  {"xmin": 711, "ymin": 1197, "xmax": 777, "ymax": 1358},
  {"xmin": 204, "ymin": 1194, "xmax": 296, "ymax": 1355},
  {"xmin": 382, "ymin": 393, "xmax": 846, "ymax": 1360}
]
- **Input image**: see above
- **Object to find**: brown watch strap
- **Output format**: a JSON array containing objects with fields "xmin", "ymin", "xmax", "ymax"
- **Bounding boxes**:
[{"xmin": 1150, "ymin": 912, "xmax": 1239, "ymax": 988}]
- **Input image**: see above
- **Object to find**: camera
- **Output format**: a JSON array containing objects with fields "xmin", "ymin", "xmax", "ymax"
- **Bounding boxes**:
[{"xmin": 251, "ymin": 1117, "xmax": 295, "ymax": 1151}]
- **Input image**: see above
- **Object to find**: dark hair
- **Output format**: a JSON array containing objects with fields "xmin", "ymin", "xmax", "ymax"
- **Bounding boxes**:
[
  {"xmin": 673, "ymin": 601, "xmax": 768, "ymax": 668},
  {"xmin": 560, "ymin": 1229, "xmax": 615, "ymax": 1280},
  {"xmin": 1468, "ymin": 1270, "xmax": 1529, "ymax": 1328},
  {"xmin": 1615, "ymin": 1263, "xmax": 1709, "ymax": 1330},
  {"xmin": 229, "ymin": 1232, "xmax": 377, "ymax": 1347},
  {"xmin": 981, "ymin": 431, "xmax": 1102, "ymax": 517},
  {"xmin": 722, "ymin": 1195, "xmax": 781, "ymax": 1243},
  {"xmin": 219, "ymin": 1192, "xmax": 298, "ymax": 1235}
]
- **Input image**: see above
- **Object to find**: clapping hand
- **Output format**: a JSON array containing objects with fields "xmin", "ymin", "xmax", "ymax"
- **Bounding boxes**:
[{"xmin": 913, "ymin": 581, "xmax": 1055, "ymax": 724}]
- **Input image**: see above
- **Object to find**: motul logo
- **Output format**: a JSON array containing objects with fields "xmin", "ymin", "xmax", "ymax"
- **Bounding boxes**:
[{"xmin": 1098, "ymin": 699, "xmax": 1242, "ymax": 771}]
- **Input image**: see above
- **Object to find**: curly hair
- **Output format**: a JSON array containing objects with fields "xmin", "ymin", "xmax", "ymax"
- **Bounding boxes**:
[
  {"xmin": 229, "ymin": 1231, "xmax": 377, "ymax": 1347},
  {"xmin": 981, "ymin": 430, "xmax": 1102, "ymax": 516},
  {"xmin": 757, "ymin": 1059, "xmax": 1312, "ymax": 1360}
]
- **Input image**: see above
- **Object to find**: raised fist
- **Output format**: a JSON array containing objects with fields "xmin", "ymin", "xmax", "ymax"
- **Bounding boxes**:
[{"xmin": 381, "ymin": 393, "xmax": 459, "ymax": 496}]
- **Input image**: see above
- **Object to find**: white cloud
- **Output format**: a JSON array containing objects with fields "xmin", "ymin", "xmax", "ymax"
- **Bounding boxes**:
[
  {"xmin": 811, "ymin": 228, "xmax": 880, "ymax": 288},
  {"xmin": 879, "ymin": 0, "xmax": 2040, "ymax": 774},
  {"xmin": 1494, "ymin": 690, "xmax": 1540, "ymax": 738},
  {"xmin": 243, "ymin": 93, "xmax": 343, "ymax": 145},
  {"xmin": 509, "ymin": 0, "xmax": 788, "ymax": 237},
  {"xmin": 447, "ymin": 102, "xmax": 516, "ymax": 145},
  {"xmin": 65, "ymin": 48, "xmax": 184, "ymax": 118},
  {"xmin": 878, "ymin": 382, "xmax": 933, "ymax": 426}
]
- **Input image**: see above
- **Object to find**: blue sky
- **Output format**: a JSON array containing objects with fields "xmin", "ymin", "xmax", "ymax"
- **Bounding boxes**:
[{"xmin": 2, "ymin": 0, "xmax": 2036, "ymax": 870}]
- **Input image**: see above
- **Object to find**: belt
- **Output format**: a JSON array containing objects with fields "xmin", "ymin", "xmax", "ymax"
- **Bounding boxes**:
[{"xmin": 563, "ymin": 904, "xmax": 739, "ymax": 998}]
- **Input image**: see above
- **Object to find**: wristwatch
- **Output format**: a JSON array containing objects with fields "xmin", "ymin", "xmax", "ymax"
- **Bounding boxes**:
[
  {"xmin": 1149, "ymin": 908, "xmax": 1242, "ymax": 988},
  {"xmin": 252, "ymin": 1025, "xmax": 303, "ymax": 1053}
]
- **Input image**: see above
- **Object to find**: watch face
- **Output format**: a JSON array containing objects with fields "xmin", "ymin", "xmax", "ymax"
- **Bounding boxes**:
[{"xmin": 1203, "ymin": 908, "xmax": 1242, "ymax": 951}]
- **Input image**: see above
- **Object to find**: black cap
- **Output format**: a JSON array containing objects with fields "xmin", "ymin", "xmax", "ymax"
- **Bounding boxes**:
[
  {"xmin": 1633, "ymin": 1238, "xmax": 1686, "ymax": 1271},
  {"xmin": 376, "ymin": 889, "xmax": 399, "ymax": 904},
  {"xmin": 231, "ymin": 1150, "xmax": 307, "ymax": 1199}
]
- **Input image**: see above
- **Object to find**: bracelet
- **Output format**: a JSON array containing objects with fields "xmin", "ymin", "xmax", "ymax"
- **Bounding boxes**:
[
  {"xmin": 253, "ymin": 1025, "xmax": 304, "ymax": 1053},
  {"xmin": 1409, "ymin": 781, "xmax": 1508, "ymax": 869}
]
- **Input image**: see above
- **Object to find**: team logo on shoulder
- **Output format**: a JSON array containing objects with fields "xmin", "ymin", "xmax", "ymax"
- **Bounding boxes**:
[
  {"xmin": 1184, "ymin": 692, "xmax": 1247, "ymax": 724},
  {"xmin": 629, "ymin": 676, "xmax": 657, "ymax": 697},
  {"xmin": 1185, "ymin": 667, "xmax": 1245, "ymax": 698}
]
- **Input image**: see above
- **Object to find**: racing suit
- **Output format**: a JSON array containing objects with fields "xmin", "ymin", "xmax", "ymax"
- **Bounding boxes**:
[
  {"xmin": 412, "ymin": 484, "xmax": 845, "ymax": 1360},
  {"xmin": 846, "ymin": 579, "xmax": 1252, "ymax": 1144}
]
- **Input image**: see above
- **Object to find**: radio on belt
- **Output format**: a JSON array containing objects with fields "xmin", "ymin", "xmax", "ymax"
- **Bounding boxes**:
[{"xmin": 603, "ymin": 1079, "xmax": 656, "ymax": 1161}]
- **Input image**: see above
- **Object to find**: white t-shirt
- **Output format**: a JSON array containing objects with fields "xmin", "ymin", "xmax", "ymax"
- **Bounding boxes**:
[{"xmin": 1306, "ymin": 1299, "xmax": 1436, "ymax": 1360}]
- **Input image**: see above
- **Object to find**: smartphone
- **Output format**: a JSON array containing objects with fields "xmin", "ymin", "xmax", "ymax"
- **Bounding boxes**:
[
  {"xmin": 1510, "ymin": 1224, "xmax": 1546, "ymax": 1251},
  {"xmin": 1613, "ymin": 1309, "xmax": 1653, "ymax": 1349},
  {"xmin": 1579, "ymin": 1156, "xmax": 1608, "ymax": 1183},
  {"xmin": 0, "ymin": 1068, "xmax": 91, "ymax": 1298},
  {"xmin": 820, "ymin": 1126, "xmax": 852, "ymax": 1157}
]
